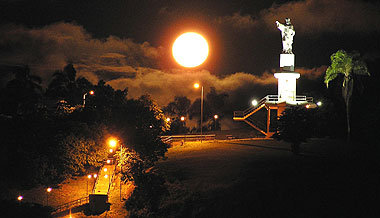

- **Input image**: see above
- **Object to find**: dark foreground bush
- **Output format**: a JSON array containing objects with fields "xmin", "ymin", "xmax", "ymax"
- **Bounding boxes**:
[{"xmin": 0, "ymin": 200, "xmax": 53, "ymax": 218}]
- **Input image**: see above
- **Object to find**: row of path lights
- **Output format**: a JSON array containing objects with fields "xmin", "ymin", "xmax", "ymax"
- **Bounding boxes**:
[{"xmin": 108, "ymin": 138, "xmax": 124, "ymax": 202}]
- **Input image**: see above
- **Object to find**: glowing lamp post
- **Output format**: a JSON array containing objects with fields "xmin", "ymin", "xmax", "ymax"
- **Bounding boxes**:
[
  {"xmin": 83, "ymin": 90, "xmax": 95, "ymax": 107},
  {"xmin": 194, "ymin": 83, "xmax": 204, "ymax": 142},
  {"xmin": 17, "ymin": 195, "xmax": 23, "ymax": 201},
  {"xmin": 87, "ymin": 174, "xmax": 97, "ymax": 195},
  {"xmin": 214, "ymin": 114, "xmax": 218, "ymax": 131},
  {"xmin": 46, "ymin": 187, "xmax": 52, "ymax": 206}
]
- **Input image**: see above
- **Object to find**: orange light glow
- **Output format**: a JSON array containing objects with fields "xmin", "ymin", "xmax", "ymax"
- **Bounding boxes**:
[
  {"xmin": 180, "ymin": 116, "xmax": 185, "ymax": 121},
  {"xmin": 88, "ymin": 175, "xmax": 92, "ymax": 179},
  {"xmin": 104, "ymin": 168, "xmax": 107, "ymax": 172},
  {"xmin": 107, "ymin": 159, "xmax": 111, "ymax": 164},
  {"xmin": 109, "ymin": 149, "xmax": 113, "ymax": 153},
  {"xmin": 108, "ymin": 138, "xmax": 117, "ymax": 148},
  {"xmin": 104, "ymin": 175, "xmax": 108, "ymax": 178},
  {"xmin": 214, "ymin": 115, "xmax": 218, "ymax": 119},
  {"xmin": 172, "ymin": 32, "xmax": 209, "ymax": 68},
  {"xmin": 194, "ymin": 83, "xmax": 200, "ymax": 89},
  {"xmin": 17, "ymin": 195, "xmax": 23, "ymax": 201},
  {"xmin": 47, "ymin": 187, "xmax": 52, "ymax": 193},
  {"xmin": 89, "ymin": 90, "xmax": 94, "ymax": 95},
  {"xmin": 306, "ymin": 104, "xmax": 310, "ymax": 109},
  {"xmin": 166, "ymin": 117, "xmax": 171, "ymax": 122}
]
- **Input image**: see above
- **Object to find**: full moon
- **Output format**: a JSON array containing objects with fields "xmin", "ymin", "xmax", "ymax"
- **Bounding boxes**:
[{"xmin": 172, "ymin": 32, "xmax": 209, "ymax": 68}]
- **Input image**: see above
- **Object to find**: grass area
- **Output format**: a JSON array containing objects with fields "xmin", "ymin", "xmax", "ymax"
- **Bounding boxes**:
[{"xmin": 156, "ymin": 139, "xmax": 380, "ymax": 218}]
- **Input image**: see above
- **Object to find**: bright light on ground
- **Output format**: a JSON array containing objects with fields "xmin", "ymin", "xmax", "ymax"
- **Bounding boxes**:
[{"xmin": 172, "ymin": 32, "xmax": 209, "ymax": 68}]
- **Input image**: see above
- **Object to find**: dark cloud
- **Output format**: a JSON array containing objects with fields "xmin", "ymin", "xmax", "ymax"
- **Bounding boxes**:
[
  {"xmin": 215, "ymin": 0, "xmax": 380, "ymax": 34},
  {"xmin": 214, "ymin": 12, "xmax": 257, "ymax": 30},
  {"xmin": 260, "ymin": 0, "xmax": 380, "ymax": 34},
  {"xmin": 0, "ymin": 22, "xmax": 161, "ymax": 84}
]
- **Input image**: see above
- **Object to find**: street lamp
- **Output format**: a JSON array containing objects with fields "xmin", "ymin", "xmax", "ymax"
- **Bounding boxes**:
[
  {"xmin": 252, "ymin": 99, "xmax": 258, "ymax": 106},
  {"xmin": 194, "ymin": 83, "xmax": 204, "ymax": 142},
  {"xmin": 83, "ymin": 90, "xmax": 95, "ymax": 107},
  {"xmin": 87, "ymin": 174, "xmax": 92, "ymax": 195},
  {"xmin": 317, "ymin": 101, "xmax": 322, "ymax": 106},
  {"xmin": 17, "ymin": 195, "xmax": 23, "ymax": 201},
  {"xmin": 87, "ymin": 174, "xmax": 97, "ymax": 195},
  {"xmin": 46, "ymin": 187, "xmax": 52, "ymax": 206},
  {"xmin": 214, "ymin": 114, "xmax": 218, "ymax": 131}
]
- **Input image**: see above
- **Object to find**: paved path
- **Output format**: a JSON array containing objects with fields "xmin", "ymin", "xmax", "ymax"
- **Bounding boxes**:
[{"xmin": 93, "ymin": 163, "xmax": 116, "ymax": 195}]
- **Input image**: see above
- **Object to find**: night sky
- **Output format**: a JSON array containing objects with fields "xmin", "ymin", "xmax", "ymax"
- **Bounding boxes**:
[{"xmin": 1, "ymin": 0, "xmax": 380, "ymax": 107}]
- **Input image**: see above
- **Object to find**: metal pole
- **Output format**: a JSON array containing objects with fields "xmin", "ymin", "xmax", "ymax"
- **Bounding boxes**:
[
  {"xmin": 83, "ymin": 93, "xmax": 87, "ymax": 107},
  {"xmin": 46, "ymin": 193, "xmax": 49, "ymax": 207},
  {"xmin": 120, "ymin": 144, "xmax": 122, "ymax": 202},
  {"xmin": 87, "ymin": 179, "xmax": 88, "ymax": 196},
  {"xmin": 201, "ymin": 86, "xmax": 203, "ymax": 143}
]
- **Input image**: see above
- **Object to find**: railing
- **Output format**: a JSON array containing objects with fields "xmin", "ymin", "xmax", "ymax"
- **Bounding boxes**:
[
  {"xmin": 107, "ymin": 164, "xmax": 117, "ymax": 195},
  {"xmin": 92, "ymin": 167, "xmax": 102, "ymax": 194},
  {"xmin": 53, "ymin": 196, "xmax": 89, "ymax": 214},
  {"xmin": 161, "ymin": 134, "xmax": 215, "ymax": 143},
  {"xmin": 234, "ymin": 95, "xmax": 270, "ymax": 118},
  {"xmin": 234, "ymin": 95, "xmax": 314, "ymax": 118}
]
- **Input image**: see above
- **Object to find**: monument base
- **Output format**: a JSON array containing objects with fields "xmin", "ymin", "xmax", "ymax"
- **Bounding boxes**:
[{"xmin": 280, "ymin": 54, "xmax": 295, "ymax": 71}]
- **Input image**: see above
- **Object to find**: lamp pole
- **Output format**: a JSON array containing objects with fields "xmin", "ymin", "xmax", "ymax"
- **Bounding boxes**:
[
  {"xmin": 120, "ymin": 143, "xmax": 123, "ymax": 202},
  {"xmin": 82, "ymin": 90, "xmax": 94, "ymax": 107},
  {"xmin": 194, "ymin": 83, "xmax": 204, "ymax": 142},
  {"xmin": 46, "ymin": 187, "xmax": 52, "ymax": 206},
  {"xmin": 214, "ymin": 114, "xmax": 218, "ymax": 131},
  {"xmin": 201, "ymin": 85, "xmax": 203, "ymax": 142}
]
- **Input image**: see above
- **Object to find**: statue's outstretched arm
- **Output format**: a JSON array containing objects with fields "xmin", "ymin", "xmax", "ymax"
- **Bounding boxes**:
[{"xmin": 276, "ymin": 21, "xmax": 284, "ymax": 31}]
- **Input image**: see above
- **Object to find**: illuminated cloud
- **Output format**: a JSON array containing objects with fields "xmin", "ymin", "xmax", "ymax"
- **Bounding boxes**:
[
  {"xmin": 107, "ymin": 69, "xmax": 277, "ymax": 106},
  {"xmin": 296, "ymin": 66, "xmax": 327, "ymax": 79}
]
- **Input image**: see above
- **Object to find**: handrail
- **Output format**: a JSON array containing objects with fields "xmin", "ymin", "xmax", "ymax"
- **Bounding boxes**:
[
  {"xmin": 92, "ymin": 167, "xmax": 102, "ymax": 194},
  {"xmin": 161, "ymin": 134, "xmax": 215, "ymax": 142},
  {"xmin": 107, "ymin": 164, "xmax": 117, "ymax": 195},
  {"xmin": 234, "ymin": 95, "xmax": 314, "ymax": 118},
  {"xmin": 53, "ymin": 196, "xmax": 89, "ymax": 214}
]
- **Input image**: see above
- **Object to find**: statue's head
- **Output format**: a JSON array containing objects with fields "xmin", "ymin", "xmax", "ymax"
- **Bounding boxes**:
[{"xmin": 285, "ymin": 18, "xmax": 291, "ymax": 25}]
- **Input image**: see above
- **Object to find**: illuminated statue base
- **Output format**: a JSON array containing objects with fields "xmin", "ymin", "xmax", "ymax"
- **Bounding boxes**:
[
  {"xmin": 280, "ymin": 54, "xmax": 295, "ymax": 71},
  {"xmin": 274, "ymin": 72, "xmax": 300, "ymax": 104}
]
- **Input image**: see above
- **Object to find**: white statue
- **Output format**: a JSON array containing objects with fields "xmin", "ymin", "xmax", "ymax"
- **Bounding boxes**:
[{"xmin": 276, "ymin": 18, "xmax": 295, "ymax": 54}]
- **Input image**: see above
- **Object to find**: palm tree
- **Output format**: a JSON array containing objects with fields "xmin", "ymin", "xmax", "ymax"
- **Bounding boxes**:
[{"xmin": 324, "ymin": 50, "xmax": 370, "ymax": 142}]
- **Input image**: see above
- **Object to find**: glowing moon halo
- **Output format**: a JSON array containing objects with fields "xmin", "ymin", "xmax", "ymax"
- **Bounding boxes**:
[{"xmin": 172, "ymin": 32, "xmax": 209, "ymax": 68}]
